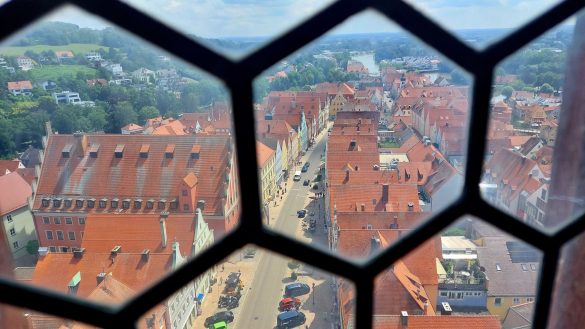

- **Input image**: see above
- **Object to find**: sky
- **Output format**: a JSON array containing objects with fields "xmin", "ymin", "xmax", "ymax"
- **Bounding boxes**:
[{"xmin": 31, "ymin": 0, "xmax": 565, "ymax": 39}]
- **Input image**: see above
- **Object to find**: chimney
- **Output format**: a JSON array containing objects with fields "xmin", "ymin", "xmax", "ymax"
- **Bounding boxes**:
[
  {"xmin": 370, "ymin": 235, "xmax": 381, "ymax": 254},
  {"xmin": 96, "ymin": 272, "xmax": 107, "ymax": 285},
  {"xmin": 382, "ymin": 184, "xmax": 389, "ymax": 202},
  {"xmin": 142, "ymin": 249, "xmax": 150, "ymax": 262},
  {"xmin": 400, "ymin": 311, "xmax": 408, "ymax": 327},
  {"xmin": 424, "ymin": 301, "xmax": 429, "ymax": 314},
  {"xmin": 160, "ymin": 211, "xmax": 169, "ymax": 248},
  {"xmin": 74, "ymin": 133, "xmax": 89, "ymax": 157}
]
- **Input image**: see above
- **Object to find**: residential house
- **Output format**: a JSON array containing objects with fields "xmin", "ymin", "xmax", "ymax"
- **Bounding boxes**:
[
  {"xmin": 257, "ymin": 137, "xmax": 284, "ymax": 186},
  {"xmin": 7, "ymin": 80, "xmax": 33, "ymax": 96},
  {"xmin": 539, "ymin": 119, "xmax": 557, "ymax": 145},
  {"xmin": 16, "ymin": 56, "xmax": 34, "ymax": 71},
  {"xmin": 256, "ymin": 141, "xmax": 276, "ymax": 204},
  {"xmin": 0, "ymin": 173, "xmax": 36, "ymax": 261},
  {"xmin": 53, "ymin": 91, "xmax": 81, "ymax": 105},
  {"xmin": 476, "ymin": 237, "xmax": 539, "ymax": 319},
  {"xmin": 19, "ymin": 146, "xmax": 42, "ymax": 169},
  {"xmin": 39, "ymin": 80, "xmax": 57, "ymax": 91},
  {"xmin": 524, "ymin": 182, "xmax": 549, "ymax": 227},
  {"xmin": 85, "ymin": 52, "xmax": 102, "ymax": 61},
  {"xmin": 54, "ymin": 50, "xmax": 74, "ymax": 63},
  {"xmin": 121, "ymin": 123, "xmax": 145, "ymax": 135},
  {"xmin": 104, "ymin": 63, "xmax": 124, "ymax": 77},
  {"xmin": 256, "ymin": 119, "xmax": 297, "ymax": 171},
  {"xmin": 347, "ymin": 60, "xmax": 369, "ymax": 76},
  {"xmin": 86, "ymin": 79, "xmax": 108, "ymax": 87},
  {"xmin": 32, "ymin": 132, "xmax": 240, "ymax": 249},
  {"xmin": 133, "ymin": 67, "xmax": 155, "ymax": 84}
]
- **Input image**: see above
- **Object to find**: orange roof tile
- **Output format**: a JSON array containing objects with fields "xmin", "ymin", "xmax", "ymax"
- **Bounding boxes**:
[
  {"xmin": 7, "ymin": 80, "xmax": 32, "ymax": 90},
  {"xmin": 256, "ymin": 141, "xmax": 274, "ymax": 168},
  {"xmin": 0, "ymin": 172, "xmax": 32, "ymax": 215},
  {"xmin": 372, "ymin": 315, "xmax": 501, "ymax": 329}
]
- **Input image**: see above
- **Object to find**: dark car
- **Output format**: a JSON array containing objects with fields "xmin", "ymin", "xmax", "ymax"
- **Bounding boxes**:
[
  {"xmin": 277, "ymin": 310, "xmax": 306, "ymax": 328},
  {"xmin": 279, "ymin": 297, "xmax": 301, "ymax": 312},
  {"xmin": 303, "ymin": 179, "xmax": 310, "ymax": 186},
  {"xmin": 204, "ymin": 310, "xmax": 234, "ymax": 327},
  {"xmin": 296, "ymin": 209, "xmax": 307, "ymax": 218},
  {"xmin": 284, "ymin": 282, "xmax": 310, "ymax": 297}
]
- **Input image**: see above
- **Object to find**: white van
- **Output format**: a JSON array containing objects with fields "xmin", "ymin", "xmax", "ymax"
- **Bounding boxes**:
[{"xmin": 293, "ymin": 171, "xmax": 302, "ymax": 181}]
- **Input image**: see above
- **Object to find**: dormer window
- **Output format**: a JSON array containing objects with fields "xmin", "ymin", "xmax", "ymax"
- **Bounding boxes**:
[
  {"xmin": 42, "ymin": 198, "xmax": 50, "ymax": 207},
  {"xmin": 191, "ymin": 145, "xmax": 201, "ymax": 159},
  {"xmin": 140, "ymin": 144, "xmax": 150, "ymax": 158},
  {"xmin": 64, "ymin": 198, "xmax": 72, "ymax": 208},
  {"xmin": 134, "ymin": 199, "xmax": 142, "ymax": 209},
  {"xmin": 62, "ymin": 144, "xmax": 72, "ymax": 158},
  {"xmin": 111, "ymin": 198, "xmax": 119, "ymax": 208},
  {"xmin": 89, "ymin": 144, "xmax": 100, "ymax": 158},
  {"xmin": 87, "ymin": 199, "xmax": 95, "ymax": 208},
  {"xmin": 99, "ymin": 198, "xmax": 107, "ymax": 208},
  {"xmin": 165, "ymin": 144, "xmax": 175, "ymax": 159},
  {"xmin": 75, "ymin": 199, "xmax": 84, "ymax": 208},
  {"xmin": 146, "ymin": 199, "xmax": 154, "ymax": 209},
  {"xmin": 114, "ymin": 144, "xmax": 125, "ymax": 158},
  {"xmin": 53, "ymin": 198, "xmax": 62, "ymax": 208},
  {"xmin": 158, "ymin": 200, "xmax": 166, "ymax": 210},
  {"xmin": 170, "ymin": 199, "xmax": 178, "ymax": 210},
  {"xmin": 122, "ymin": 199, "xmax": 130, "ymax": 209}
]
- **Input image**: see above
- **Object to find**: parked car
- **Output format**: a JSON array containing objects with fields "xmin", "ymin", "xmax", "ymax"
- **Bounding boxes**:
[
  {"xmin": 297, "ymin": 209, "xmax": 307, "ymax": 218},
  {"xmin": 303, "ymin": 179, "xmax": 310, "ymax": 186},
  {"xmin": 277, "ymin": 310, "xmax": 306, "ymax": 328},
  {"xmin": 301, "ymin": 166, "xmax": 308, "ymax": 173},
  {"xmin": 284, "ymin": 282, "xmax": 310, "ymax": 297},
  {"xmin": 204, "ymin": 310, "xmax": 234, "ymax": 327},
  {"xmin": 279, "ymin": 297, "xmax": 301, "ymax": 312},
  {"xmin": 293, "ymin": 171, "xmax": 302, "ymax": 181}
]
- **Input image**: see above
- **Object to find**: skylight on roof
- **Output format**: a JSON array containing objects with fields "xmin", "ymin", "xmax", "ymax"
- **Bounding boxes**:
[{"xmin": 496, "ymin": 263, "xmax": 502, "ymax": 271}]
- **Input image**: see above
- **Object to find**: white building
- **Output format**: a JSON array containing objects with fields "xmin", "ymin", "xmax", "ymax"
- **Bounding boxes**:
[{"xmin": 53, "ymin": 91, "xmax": 81, "ymax": 105}]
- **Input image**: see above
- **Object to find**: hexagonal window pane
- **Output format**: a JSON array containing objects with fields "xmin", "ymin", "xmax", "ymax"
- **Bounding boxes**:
[
  {"xmin": 253, "ymin": 9, "xmax": 470, "ymax": 259},
  {"xmin": 121, "ymin": 0, "xmax": 337, "ymax": 59},
  {"xmin": 0, "ymin": 5, "xmax": 240, "ymax": 301},
  {"xmin": 404, "ymin": 0, "xmax": 563, "ymax": 48},
  {"xmin": 373, "ymin": 216, "xmax": 541, "ymax": 326},
  {"xmin": 482, "ymin": 13, "xmax": 585, "ymax": 231},
  {"xmin": 190, "ymin": 245, "xmax": 354, "ymax": 329}
]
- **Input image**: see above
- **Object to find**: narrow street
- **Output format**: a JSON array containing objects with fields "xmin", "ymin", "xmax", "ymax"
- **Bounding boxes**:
[{"xmin": 233, "ymin": 130, "xmax": 330, "ymax": 329}]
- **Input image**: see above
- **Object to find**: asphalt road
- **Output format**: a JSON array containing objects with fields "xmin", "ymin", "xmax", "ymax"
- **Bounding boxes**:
[{"xmin": 233, "ymin": 133, "xmax": 328, "ymax": 329}]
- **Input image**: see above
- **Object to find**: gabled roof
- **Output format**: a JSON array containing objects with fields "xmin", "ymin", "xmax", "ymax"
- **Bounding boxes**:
[
  {"xmin": 256, "ymin": 141, "xmax": 275, "ymax": 168},
  {"xmin": 54, "ymin": 50, "xmax": 74, "ymax": 58},
  {"xmin": 33, "ymin": 134, "xmax": 232, "ymax": 216},
  {"xmin": 0, "ymin": 159, "xmax": 21, "ymax": 175},
  {"xmin": 82, "ymin": 213, "xmax": 196, "ymax": 254},
  {"xmin": 330, "ymin": 184, "xmax": 420, "ymax": 213},
  {"xmin": 335, "ymin": 212, "xmax": 425, "ymax": 230},
  {"xmin": 121, "ymin": 123, "xmax": 144, "ymax": 131},
  {"xmin": 0, "ymin": 172, "xmax": 32, "ymax": 215}
]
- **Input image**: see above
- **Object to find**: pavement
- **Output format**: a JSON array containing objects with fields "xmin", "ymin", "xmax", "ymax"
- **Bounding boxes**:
[{"xmin": 193, "ymin": 127, "xmax": 340, "ymax": 329}]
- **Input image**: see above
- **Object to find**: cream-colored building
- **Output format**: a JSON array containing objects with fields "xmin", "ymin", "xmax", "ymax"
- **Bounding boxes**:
[{"xmin": 257, "ymin": 141, "xmax": 276, "ymax": 204}]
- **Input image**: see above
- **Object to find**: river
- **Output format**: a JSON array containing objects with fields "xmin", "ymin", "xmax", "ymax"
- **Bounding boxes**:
[{"xmin": 350, "ymin": 52, "xmax": 379, "ymax": 76}]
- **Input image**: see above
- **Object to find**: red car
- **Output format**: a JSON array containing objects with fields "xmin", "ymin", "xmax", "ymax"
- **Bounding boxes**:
[{"xmin": 279, "ymin": 297, "xmax": 301, "ymax": 312}]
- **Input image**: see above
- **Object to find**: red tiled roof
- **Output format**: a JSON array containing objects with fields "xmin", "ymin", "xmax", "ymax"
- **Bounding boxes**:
[
  {"xmin": 256, "ymin": 141, "xmax": 274, "ymax": 168},
  {"xmin": 0, "ymin": 172, "xmax": 32, "ymax": 215},
  {"xmin": 330, "ymin": 184, "xmax": 421, "ymax": 213},
  {"xmin": 372, "ymin": 315, "xmax": 501, "ymax": 329},
  {"xmin": 7, "ymin": 80, "xmax": 32, "ymax": 90},
  {"xmin": 33, "ymin": 134, "xmax": 232, "ymax": 216},
  {"xmin": 152, "ymin": 120, "xmax": 186, "ymax": 135},
  {"xmin": 314, "ymin": 82, "xmax": 355, "ymax": 96},
  {"xmin": 335, "ymin": 212, "xmax": 425, "ymax": 231},
  {"xmin": 54, "ymin": 50, "xmax": 74, "ymax": 58},
  {"xmin": 82, "ymin": 213, "xmax": 195, "ymax": 253},
  {"xmin": 0, "ymin": 159, "xmax": 21, "ymax": 175},
  {"xmin": 121, "ymin": 123, "xmax": 144, "ymax": 131}
]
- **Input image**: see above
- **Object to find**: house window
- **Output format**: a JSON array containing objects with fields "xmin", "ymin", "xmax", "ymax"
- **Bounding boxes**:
[
  {"xmin": 527, "ymin": 297, "xmax": 534, "ymax": 302},
  {"xmin": 182, "ymin": 190, "xmax": 188, "ymax": 196},
  {"xmin": 99, "ymin": 200, "xmax": 107, "ymax": 208},
  {"xmin": 64, "ymin": 199, "xmax": 72, "ymax": 208},
  {"xmin": 46, "ymin": 231, "xmax": 53, "ymax": 240},
  {"xmin": 61, "ymin": 247, "xmax": 69, "ymax": 253},
  {"xmin": 87, "ymin": 199, "xmax": 95, "ymax": 208},
  {"xmin": 158, "ymin": 201, "xmax": 166, "ymax": 210},
  {"xmin": 495, "ymin": 298, "xmax": 502, "ymax": 306},
  {"xmin": 75, "ymin": 199, "xmax": 84, "ymax": 208},
  {"xmin": 9, "ymin": 228, "xmax": 15, "ymax": 236},
  {"xmin": 43, "ymin": 217, "xmax": 50, "ymax": 224},
  {"xmin": 53, "ymin": 217, "xmax": 61, "ymax": 225},
  {"xmin": 111, "ymin": 200, "xmax": 119, "ymax": 208},
  {"xmin": 440, "ymin": 292, "xmax": 448, "ymax": 297},
  {"xmin": 513, "ymin": 297, "xmax": 520, "ymax": 304},
  {"xmin": 6, "ymin": 214, "xmax": 12, "ymax": 222},
  {"xmin": 65, "ymin": 217, "xmax": 72, "ymax": 224},
  {"xmin": 41, "ymin": 199, "xmax": 49, "ymax": 207},
  {"xmin": 13, "ymin": 241, "xmax": 19, "ymax": 248},
  {"xmin": 78, "ymin": 217, "xmax": 85, "ymax": 225},
  {"xmin": 122, "ymin": 200, "xmax": 130, "ymax": 209},
  {"xmin": 183, "ymin": 204, "xmax": 189, "ymax": 211},
  {"xmin": 68, "ymin": 232, "xmax": 76, "ymax": 240},
  {"xmin": 146, "ymin": 200, "xmax": 154, "ymax": 209},
  {"xmin": 541, "ymin": 188, "xmax": 547, "ymax": 199},
  {"xmin": 56, "ymin": 231, "xmax": 64, "ymax": 241}
]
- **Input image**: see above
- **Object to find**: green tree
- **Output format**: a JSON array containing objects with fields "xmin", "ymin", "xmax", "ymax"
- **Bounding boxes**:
[
  {"xmin": 138, "ymin": 105, "xmax": 160, "ymax": 124},
  {"xmin": 450, "ymin": 70, "xmax": 469, "ymax": 85},
  {"xmin": 502, "ymin": 86, "xmax": 514, "ymax": 99},
  {"xmin": 86, "ymin": 106, "xmax": 108, "ymax": 132},
  {"xmin": 111, "ymin": 101, "xmax": 138, "ymax": 132},
  {"xmin": 540, "ymin": 83, "xmax": 554, "ymax": 94},
  {"xmin": 26, "ymin": 240, "xmax": 39, "ymax": 255}
]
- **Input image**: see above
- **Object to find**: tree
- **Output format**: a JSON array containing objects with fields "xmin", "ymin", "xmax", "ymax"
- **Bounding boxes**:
[
  {"xmin": 540, "ymin": 83, "xmax": 554, "ymax": 94},
  {"xmin": 450, "ymin": 70, "xmax": 470, "ymax": 85},
  {"xmin": 502, "ymin": 86, "xmax": 514, "ymax": 99},
  {"xmin": 111, "ymin": 101, "xmax": 138, "ymax": 132},
  {"xmin": 139, "ymin": 106, "xmax": 160, "ymax": 124},
  {"xmin": 26, "ymin": 240, "xmax": 39, "ymax": 255},
  {"xmin": 86, "ymin": 106, "xmax": 108, "ymax": 132}
]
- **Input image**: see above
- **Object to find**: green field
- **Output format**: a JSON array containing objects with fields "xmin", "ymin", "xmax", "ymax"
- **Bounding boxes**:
[
  {"xmin": 0, "ymin": 43, "xmax": 109, "ymax": 56},
  {"xmin": 29, "ymin": 65, "xmax": 98, "ymax": 81}
]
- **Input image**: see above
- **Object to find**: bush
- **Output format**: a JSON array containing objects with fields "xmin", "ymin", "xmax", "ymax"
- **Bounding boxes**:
[{"xmin": 26, "ymin": 240, "xmax": 39, "ymax": 255}]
